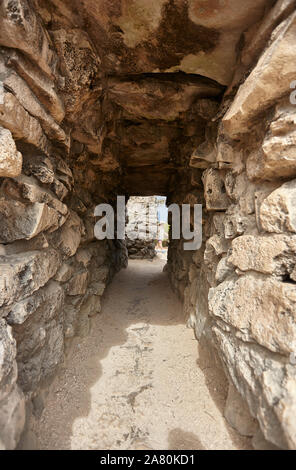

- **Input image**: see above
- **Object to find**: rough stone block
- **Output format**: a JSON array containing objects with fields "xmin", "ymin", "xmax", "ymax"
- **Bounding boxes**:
[
  {"xmin": 228, "ymin": 234, "xmax": 296, "ymax": 276},
  {"xmin": 0, "ymin": 198, "xmax": 62, "ymax": 243},
  {"xmin": 0, "ymin": 249, "xmax": 61, "ymax": 308},
  {"xmin": 224, "ymin": 382, "xmax": 258, "ymax": 437},
  {"xmin": 0, "ymin": 384, "xmax": 25, "ymax": 450},
  {"xmin": 259, "ymin": 180, "xmax": 296, "ymax": 233},
  {"xmin": 223, "ymin": 12, "xmax": 296, "ymax": 137},
  {"xmin": 0, "ymin": 127, "xmax": 22, "ymax": 178},
  {"xmin": 202, "ymin": 169, "xmax": 230, "ymax": 211},
  {"xmin": 209, "ymin": 274, "xmax": 296, "ymax": 355}
]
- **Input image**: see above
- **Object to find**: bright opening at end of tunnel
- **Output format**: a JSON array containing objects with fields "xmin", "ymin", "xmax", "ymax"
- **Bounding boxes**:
[{"xmin": 126, "ymin": 196, "xmax": 169, "ymax": 261}]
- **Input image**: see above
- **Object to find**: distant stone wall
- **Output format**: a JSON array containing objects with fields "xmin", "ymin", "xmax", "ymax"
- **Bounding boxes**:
[{"xmin": 126, "ymin": 197, "xmax": 158, "ymax": 259}]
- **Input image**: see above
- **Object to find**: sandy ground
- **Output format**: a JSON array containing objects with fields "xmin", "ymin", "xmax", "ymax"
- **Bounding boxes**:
[{"xmin": 32, "ymin": 257, "xmax": 251, "ymax": 450}]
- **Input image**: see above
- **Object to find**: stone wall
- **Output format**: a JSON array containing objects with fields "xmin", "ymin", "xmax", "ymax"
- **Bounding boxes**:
[
  {"xmin": 167, "ymin": 3, "xmax": 296, "ymax": 450},
  {"xmin": 0, "ymin": 0, "xmax": 127, "ymax": 448},
  {"xmin": 0, "ymin": 152, "xmax": 127, "ymax": 449},
  {"xmin": 126, "ymin": 197, "xmax": 158, "ymax": 259}
]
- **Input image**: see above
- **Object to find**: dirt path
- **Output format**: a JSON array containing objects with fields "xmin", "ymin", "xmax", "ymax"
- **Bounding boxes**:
[{"xmin": 32, "ymin": 258, "xmax": 251, "ymax": 450}]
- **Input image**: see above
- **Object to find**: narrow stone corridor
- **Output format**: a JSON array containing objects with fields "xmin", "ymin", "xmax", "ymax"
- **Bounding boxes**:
[{"xmin": 30, "ymin": 258, "xmax": 251, "ymax": 450}]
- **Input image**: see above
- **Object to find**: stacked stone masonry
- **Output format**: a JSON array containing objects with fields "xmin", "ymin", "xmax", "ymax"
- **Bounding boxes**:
[
  {"xmin": 0, "ymin": 0, "xmax": 296, "ymax": 450},
  {"xmin": 126, "ymin": 197, "xmax": 158, "ymax": 259}
]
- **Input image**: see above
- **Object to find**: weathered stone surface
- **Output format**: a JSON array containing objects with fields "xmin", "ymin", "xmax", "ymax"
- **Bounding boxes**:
[
  {"xmin": 0, "ymin": 320, "xmax": 17, "ymax": 402},
  {"xmin": 0, "ymin": 59, "xmax": 69, "ymax": 148},
  {"xmin": 0, "ymin": 198, "xmax": 62, "ymax": 243},
  {"xmin": 0, "ymin": 88, "xmax": 49, "ymax": 154},
  {"xmin": 252, "ymin": 428, "xmax": 282, "ymax": 450},
  {"xmin": 0, "ymin": 384, "xmax": 25, "ymax": 450},
  {"xmin": 60, "ymin": 0, "xmax": 270, "ymax": 85},
  {"xmin": 90, "ymin": 265, "xmax": 110, "ymax": 284},
  {"xmin": 241, "ymin": 0, "xmax": 296, "ymax": 72},
  {"xmin": 53, "ymin": 262, "xmax": 74, "ymax": 283},
  {"xmin": 223, "ymin": 11, "xmax": 296, "ymax": 138},
  {"xmin": 109, "ymin": 76, "xmax": 222, "ymax": 121},
  {"xmin": 7, "ymin": 281, "xmax": 64, "ymax": 326},
  {"xmin": 69, "ymin": 293, "xmax": 102, "ymax": 338},
  {"xmin": 190, "ymin": 123, "xmax": 218, "ymax": 169},
  {"xmin": 204, "ymin": 234, "xmax": 229, "ymax": 286},
  {"xmin": 23, "ymin": 155, "xmax": 55, "ymax": 185},
  {"xmin": 215, "ymin": 257, "xmax": 233, "ymax": 284},
  {"xmin": 6, "ymin": 50, "xmax": 65, "ymax": 123},
  {"xmin": 88, "ymin": 282, "xmax": 106, "ymax": 298},
  {"xmin": 228, "ymin": 234, "xmax": 296, "ymax": 276},
  {"xmin": 224, "ymin": 382, "xmax": 258, "ymax": 437},
  {"xmin": 259, "ymin": 180, "xmax": 296, "ymax": 233},
  {"xmin": 202, "ymin": 169, "xmax": 230, "ymax": 211},
  {"xmin": 209, "ymin": 274, "xmax": 296, "ymax": 355},
  {"xmin": 16, "ymin": 322, "xmax": 64, "ymax": 393},
  {"xmin": 126, "ymin": 197, "xmax": 159, "ymax": 259},
  {"xmin": 47, "ymin": 212, "xmax": 84, "ymax": 259},
  {"xmin": 81, "ymin": 295, "xmax": 102, "ymax": 318},
  {"xmin": 247, "ymin": 101, "xmax": 296, "ymax": 181},
  {"xmin": 1, "ymin": 174, "xmax": 68, "ymax": 216},
  {"xmin": 223, "ymin": 205, "xmax": 256, "ymax": 240},
  {"xmin": 10, "ymin": 282, "xmax": 65, "ymax": 392},
  {"xmin": 65, "ymin": 271, "xmax": 88, "ymax": 296},
  {"xmin": 212, "ymin": 327, "xmax": 296, "ymax": 449},
  {"xmin": 0, "ymin": 233, "xmax": 49, "ymax": 257},
  {"xmin": 0, "ymin": 127, "xmax": 22, "ymax": 178},
  {"xmin": 0, "ymin": 249, "xmax": 61, "ymax": 308},
  {"xmin": 0, "ymin": 0, "xmax": 57, "ymax": 78}
]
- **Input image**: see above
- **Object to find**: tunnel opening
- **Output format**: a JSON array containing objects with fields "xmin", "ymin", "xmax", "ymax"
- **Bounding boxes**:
[
  {"xmin": 0, "ymin": 0, "xmax": 296, "ymax": 451},
  {"xmin": 126, "ymin": 196, "xmax": 169, "ymax": 261}
]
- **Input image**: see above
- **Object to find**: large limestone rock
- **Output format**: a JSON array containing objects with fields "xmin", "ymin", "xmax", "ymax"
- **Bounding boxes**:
[
  {"xmin": 0, "ymin": 87, "xmax": 50, "ymax": 155},
  {"xmin": 212, "ymin": 326, "xmax": 296, "ymax": 449},
  {"xmin": 0, "ymin": 320, "xmax": 25, "ymax": 450},
  {"xmin": 247, "ymin": 101, "xmax": 296, "ymax": 181},
  {"xmin": 47, "ymin": 212, "xmax": 84, "ymax": 258},
  {"xmin": 228, "ymin": 234, "xmax": 296, "ymax": 276},
  {"xmin": 0, "ymin": 199, "xmax": 63, "ymax": 243},
  {"xmin": 223, "ymin": 11, "xmax": 296, "ymax": 138},
  {"xmin": 0, "ymin": 0, "xmax": 57, "ymax": 78},
  {"xmin": 8, "ymin": 281, "xmax": 65, "ymax": 392},
  {"xmin": 241, "ymin": 0, "xmax": 296, "ymax": 72},
  {"xmin": 65, "ymin": 270, "xmax": 88, "ymax": 296},
  {"xmin": 224, "ymin": 382, "xmax": 258, "ymax": 437},
  {"xmin": 202, "ymin": 169, "xmax": 230, "ymax": 211},
  {"xmin": 0, "ymin": 0, "xmax": 295, "ymax": 452},
  {"xmin": 0, "ymin": 60, "xmax": 69, "ymax": 148},
  {"xmin": 7, "ymin": 280, "xmax": 64, "ymax": 327},
  {"xmin": 259, "ymin": 180, "xmax": 296, "ymax": 233},
  {"xmin": 0, "ymin": 384, "xmax": 25, "ymax": 450},
  {"xmin": 209, "ymin": 274, "xmax": 296, "ymax": 355},
  {"xmin": 0, "ymin": 320, "xmax": 17, "ymax": 402},
  {"xmin": 0, "ymin": 127, "xmax": 22, "ymax": 178},
  {"xmin": 0, "ymin": 249, "xmax": 61, "ymax": 308},
  {"xmin": 1, "ymin": 174, "xmax": 69, "ymax": 215}
]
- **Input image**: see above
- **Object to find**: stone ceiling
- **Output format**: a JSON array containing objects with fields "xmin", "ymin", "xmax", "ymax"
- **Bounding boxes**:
[
  {"xmin": 49, "ymin": 0, "xmax": 272, "ymax": 85},
  {"xmin": 3, "ymin": 0, "xmax": 274, "ymax": 196}
]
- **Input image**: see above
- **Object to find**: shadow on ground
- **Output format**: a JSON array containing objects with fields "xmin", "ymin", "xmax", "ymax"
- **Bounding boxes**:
[{"xmin": 25, "ymin": 258, "xmax": 251, "ymax": 450}]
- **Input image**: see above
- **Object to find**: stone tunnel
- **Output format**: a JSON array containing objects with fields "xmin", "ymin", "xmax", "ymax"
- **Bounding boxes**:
[{"xmin": 0, "ymin": 0, "xmax": 296, "ymax": 450}]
